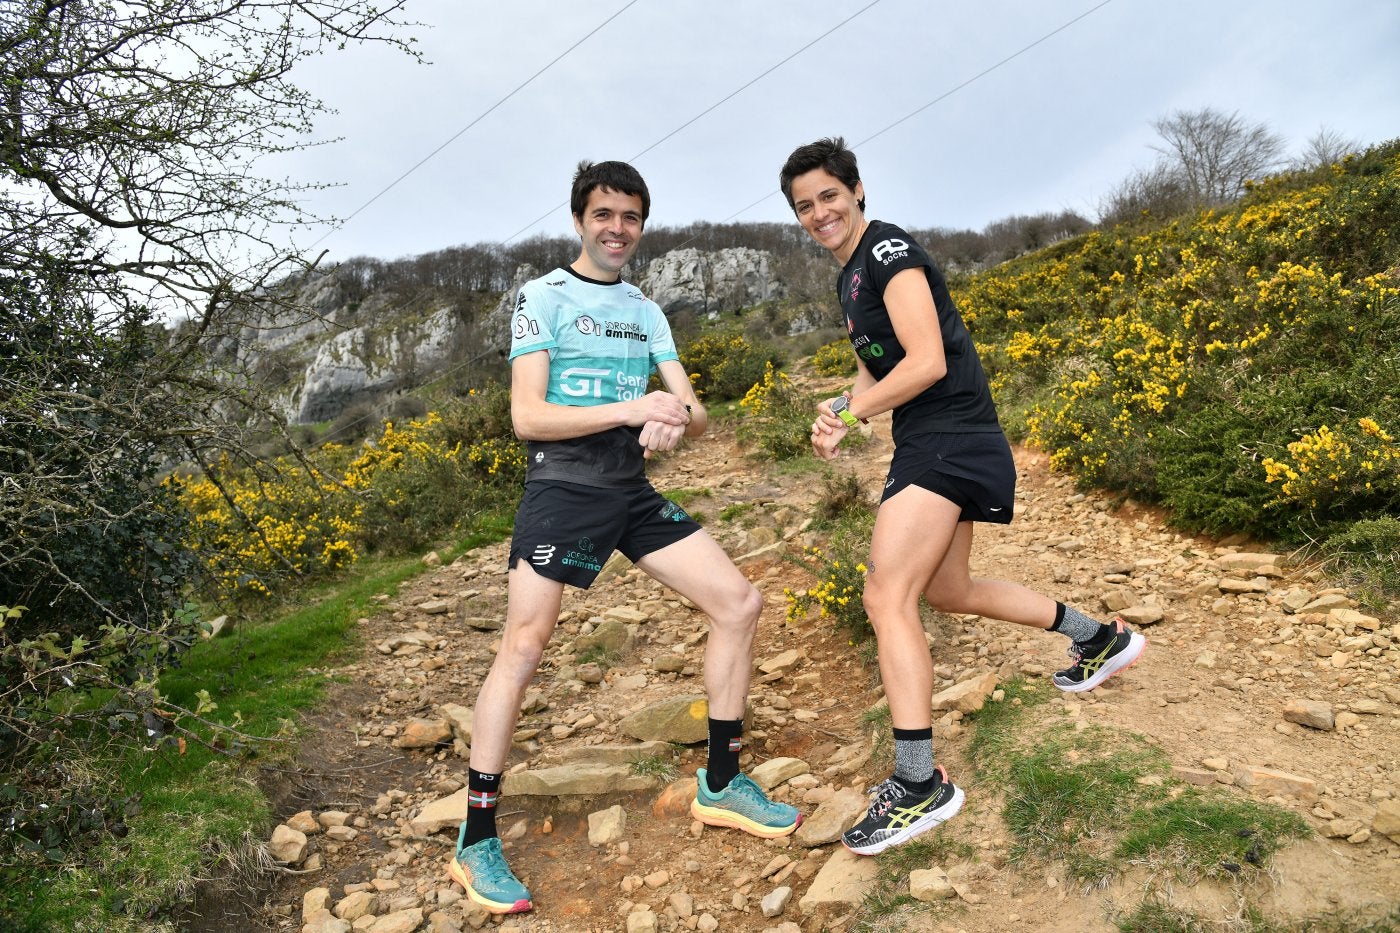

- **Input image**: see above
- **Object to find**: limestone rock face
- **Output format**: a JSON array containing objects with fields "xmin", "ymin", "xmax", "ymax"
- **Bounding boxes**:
[
  {"xmin": 638, "ymin": 248, "xmax": 784, "ymax": 316},
  {"xmin": 287, "ymin": 300, "xmax": 470, "ymax": 423}
]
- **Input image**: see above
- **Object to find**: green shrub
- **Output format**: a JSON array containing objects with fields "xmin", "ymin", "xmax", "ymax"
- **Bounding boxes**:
[
  {"xmin": 736, "ymin": 363, "xmax": 812, "ymax": 460},
  {"xmin": 812, "ymin": 338, "xmax": 855, "ymax": 376},
  {"xmin": 957, "ymin": 139, "xmax": 1400, "ymax": 555},
  {"xmin": 785, "ymin": 510, "xmax": 875, "ymax": 642},
  {"xmin": 682, "ymin": 330, "xmax": 781, "ymax": 401},
  {"xmin": 1321, "ymin": 516, "xmax": 1400, "ymax": 600}
]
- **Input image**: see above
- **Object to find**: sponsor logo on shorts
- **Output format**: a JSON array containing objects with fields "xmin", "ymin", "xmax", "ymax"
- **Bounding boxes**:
[
  {"xmin": 885, "ymin": 478, "xmax": 895, "ymax": 488},
  {"xmin": 535, "ymin": 452, "xmax": 544, "ymax": 463},
  {"xmin": 659, "ymin": 501, "xmax": 689, "ymax": 522},
  {"xmin": 562, "ymin": 536, "xmax": 601, "ymax": 572},
  {"xmin": 531, "ymin": 545, "xmax": 555, "ymax": 566}
]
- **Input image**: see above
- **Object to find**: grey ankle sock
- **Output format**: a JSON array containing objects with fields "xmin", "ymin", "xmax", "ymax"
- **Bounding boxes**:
[
  {"xmin": 1052, "ymin": 603, "xmax": 1105, "ymax": 644},
  {"xmin": 893, "ymin": 727, "xmax": 934, "ymax": 788}
]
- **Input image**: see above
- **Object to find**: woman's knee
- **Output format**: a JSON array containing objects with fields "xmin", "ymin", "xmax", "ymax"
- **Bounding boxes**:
[{"xmin": 862, "ymin": 577, "xmax": 914, "ymax": 622}]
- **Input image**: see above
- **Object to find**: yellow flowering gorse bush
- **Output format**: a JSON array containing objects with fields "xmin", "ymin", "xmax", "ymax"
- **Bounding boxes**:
[{"xmin": 958, "ymin": 141, "xmax": 1400, "ymax": 542}]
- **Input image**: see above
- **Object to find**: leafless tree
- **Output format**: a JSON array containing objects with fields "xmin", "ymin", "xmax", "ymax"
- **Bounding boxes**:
[
  {"xmin": 1098, "ymin": 161, "xmax": 1197, "ymax": 226},
  {"xmin": 1, "ymin": 0, "xmax": 417, "ymax": 845},
  {"xmin": 1150, "ymin": 107, "xmax": 1286, "ymax": 205},
  {"xmin": 1294, "ymin": 126, "xmax": 1362, "ymax": 170}
]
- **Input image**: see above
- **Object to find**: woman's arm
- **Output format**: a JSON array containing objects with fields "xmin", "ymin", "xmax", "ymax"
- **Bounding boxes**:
[{"xmin": 841, "ymin": 268, "xmax": 947, "ymax": 423}]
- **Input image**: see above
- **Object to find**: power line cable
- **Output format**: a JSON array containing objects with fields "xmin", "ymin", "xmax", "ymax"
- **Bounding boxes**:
[
  {"xmin": 284, "ymin": 0, "xmax": 1117, "ymax": 441},
  {"xmin": 503, "ymin": 0, "xmax": 886, "ymax": 245},
  {"xmin": 303, "ymin": 0, "xmax": 644, "ymax": 253},
  {"xmin": 709, "ymin": 0, "xmax": 1117, "ymax": 228}
]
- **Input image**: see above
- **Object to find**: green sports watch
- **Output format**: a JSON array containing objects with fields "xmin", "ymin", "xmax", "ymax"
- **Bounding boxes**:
[{"xmin": 829, "ymin": 395, "xmax": 860, "ymax": 428}]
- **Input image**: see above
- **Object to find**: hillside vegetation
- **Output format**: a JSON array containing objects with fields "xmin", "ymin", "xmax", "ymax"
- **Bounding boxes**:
[
  {"xmin": 960, "ymin": 140, "xmax": 1400, "ymax": 593},
  {"xmin": 5, "ymin": 133, "xmax": 1399, "ymax": 929}
]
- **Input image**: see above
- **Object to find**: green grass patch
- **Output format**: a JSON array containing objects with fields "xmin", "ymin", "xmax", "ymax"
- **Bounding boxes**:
[
  {"xmin": 663, "ymin": 486, "xmax": 712, "ymax": 507},
  {"xmin": 575, "ymin": 644, "xmax": 621, "ymax": 669},
  {"xmin": 963, "ymin": 679, "xmax": 1313, "ymax": 899},
  {"xmin": 719, "ymin": 502, "xmax": 756, "ymax": 522},
  {"xmin": 1115, "ymin": 792, "xmax": 1309, "ymax": 882},
  {"xmin": 0, "ymin": 514, "xmax": 512, "ymax": 932},
  {"xmin": 628, "ymin": 755, "xmax": 679, "ymax": 783},
  {"xmin": 1117, "ymin": 901, "xmax": 1400, "ymax": 933},
  {"xmin": 998, "ymin": 726, "xmax": 1171, "ymax": 883}
]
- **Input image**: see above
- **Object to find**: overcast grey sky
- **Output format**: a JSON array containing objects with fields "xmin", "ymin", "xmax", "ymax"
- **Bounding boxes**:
[{"xmin": 272, "ymin": 0, "xmax": 1400, "ymax": 264}]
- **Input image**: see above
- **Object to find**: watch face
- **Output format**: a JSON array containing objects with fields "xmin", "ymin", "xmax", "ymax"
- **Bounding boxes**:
[{"xmin": 831, "ymin": 397, "xmax": 847, "ymax": 413}]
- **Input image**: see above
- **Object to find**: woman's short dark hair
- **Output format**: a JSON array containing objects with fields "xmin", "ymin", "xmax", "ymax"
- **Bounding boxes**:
[
  {"xmin": 571, "ymin": 160, "xmax": 651, "ymax": 222},
  {"xmin": 779, "ymin": 137, "xmax": 864, "ymax": 212}
]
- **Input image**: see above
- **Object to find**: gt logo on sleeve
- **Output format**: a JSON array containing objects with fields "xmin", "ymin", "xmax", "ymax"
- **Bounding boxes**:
[{"xmin": 559, "ymin": 367, "xmax": 610, "ymax": 397}]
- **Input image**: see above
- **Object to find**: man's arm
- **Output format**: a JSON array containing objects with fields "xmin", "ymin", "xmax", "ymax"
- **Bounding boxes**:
[
  {"xmin": 510, "ymin": 350, "xmax": 689, "ymax": 441},
  {"xmin": 655, "ymin": 359, "xmax": 707, "ymax": 437}
]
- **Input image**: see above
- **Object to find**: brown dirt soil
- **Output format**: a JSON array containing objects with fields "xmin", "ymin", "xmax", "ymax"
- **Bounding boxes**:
[{"xmin": 204, "ymin": 376, "xmax": 1399, "ymax": 933}]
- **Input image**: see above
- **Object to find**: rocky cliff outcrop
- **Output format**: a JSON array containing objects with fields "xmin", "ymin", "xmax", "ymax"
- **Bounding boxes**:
[
  {"xmin": 231, "ymin": 247, "xmax": 787, "ymax": 424},
  {"xmin": 638, "ymin": 247, "xmax": 784, "ymax": 316}
]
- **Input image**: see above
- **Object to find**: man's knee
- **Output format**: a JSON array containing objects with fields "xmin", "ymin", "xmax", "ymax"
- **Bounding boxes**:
[
  {"xmin": 498, "ymin": 618, "xmax": 554, "ymax": 672},
  {"xmin": 714, "ymin": 582, "xmax": 762, "ymax": 632}
]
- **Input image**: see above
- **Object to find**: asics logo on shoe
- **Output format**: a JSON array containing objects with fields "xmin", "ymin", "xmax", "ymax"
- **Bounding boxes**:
[
  {"xmin": 1076, "ymin": 640, "xmax": 1117, "ymax": 676},
  {"xmin": 880, "ymin": 793, "xmax": 948, "ymax": 830},
  {"xmin": 531, "ymin": 545, "xmax": 555, "ymax": 566}
]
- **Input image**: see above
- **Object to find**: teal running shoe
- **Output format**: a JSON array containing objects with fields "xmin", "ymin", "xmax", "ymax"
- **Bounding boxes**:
[
  {"xmin": 691, "ymin": 768, "xmax": 802, "ymax": 838},
  {"xmin": 446, "ymin": 825, "xmax": 532, "ymax": 914}
]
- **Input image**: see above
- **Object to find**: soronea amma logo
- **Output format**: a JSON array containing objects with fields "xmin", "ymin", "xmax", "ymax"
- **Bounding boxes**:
[
  {"xmin": 531, "ymin": 544, "xmax": 555, "ymax": 566},
  {"xmin": 871, "ymin": 238, "xmax": 909, "ymax": 265},
  {"xmin": 603, "ymin": 320, "xmax": 648, "ymax": 342},
  {"xmin": 575, "ymin": 315, "xmax": 598, "ymax": 335},
  {"xmin": 562, "ymin": 536, "xmax": 601, "ymax": 571}
]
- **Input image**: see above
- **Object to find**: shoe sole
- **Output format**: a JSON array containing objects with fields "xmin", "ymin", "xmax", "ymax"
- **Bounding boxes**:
[
  {"xmin": 690, "ymin": 798, "xmax": 803, "ymax": 839},
  {"xmin": 1054, "ymin": 632, "xmax": 1147, "ymax": 693},
  {"xmin": 841, "ymin": 783, "xmax": 965, "ymax": 856},
  {"xmin": 446, "ymin": 856, "xmax": 533, "ymax": 914}
]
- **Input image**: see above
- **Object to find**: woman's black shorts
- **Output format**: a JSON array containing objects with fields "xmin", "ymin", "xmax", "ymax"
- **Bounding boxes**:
[
  {"xmin": 881, "ymin": 431, "xmax": 1017, "ymax": 524},
  {"xmin": 508, "ymin": 480, "xmax": 702, "ymax": 588}
]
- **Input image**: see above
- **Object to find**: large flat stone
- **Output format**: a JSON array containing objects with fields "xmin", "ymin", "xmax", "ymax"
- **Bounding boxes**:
[
  {"xmin": 619, "ymin": 695, "xmax": 710, "ymax": 744},
  {"xmin": 798, "ymin": 848, "xmax": 880, "ymax": 913}
]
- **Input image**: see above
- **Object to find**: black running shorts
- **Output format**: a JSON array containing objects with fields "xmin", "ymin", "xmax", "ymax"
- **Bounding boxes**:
[
  {"xmin": 508, "ymin": 480, "xmax": 702, "ymax": 588},
  {"xmin": 881, "ymin": 431, "xmax": 1016, "ymax": 524}
]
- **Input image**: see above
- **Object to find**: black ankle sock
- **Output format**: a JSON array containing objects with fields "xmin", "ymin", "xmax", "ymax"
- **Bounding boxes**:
[
  {"xmin": 461, "ymin": 767, "xmax": 502, "ymax": 847},
  {"xmin": 706, "ymin": 718, "xmax": 744, "ymax": 793}
]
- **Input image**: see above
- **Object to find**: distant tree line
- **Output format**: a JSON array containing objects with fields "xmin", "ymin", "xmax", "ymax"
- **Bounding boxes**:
[{"xmin": 325, "ymin": 209, "xmax": 1096, "ymax": 305}]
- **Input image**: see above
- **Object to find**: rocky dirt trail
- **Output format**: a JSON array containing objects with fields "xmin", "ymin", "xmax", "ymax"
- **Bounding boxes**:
[{"xmin": 241, "ymin": 383, "xmax": 1399, "ymax": 933}]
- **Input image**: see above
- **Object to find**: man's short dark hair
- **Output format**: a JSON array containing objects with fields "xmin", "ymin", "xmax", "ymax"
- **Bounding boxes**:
[
  {"xmin": 571, "ymin": 160, "xmax": 651, "ymax": 222},
  {"xmin": 779, "ymin": 137, "xmax": 864, "ymax": 212}
]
